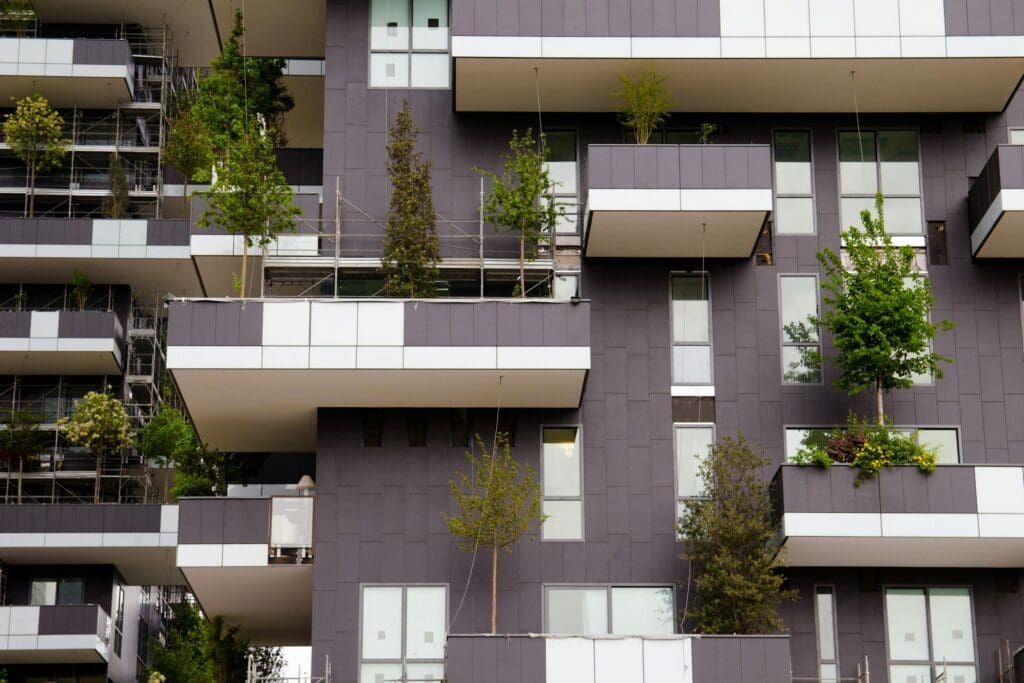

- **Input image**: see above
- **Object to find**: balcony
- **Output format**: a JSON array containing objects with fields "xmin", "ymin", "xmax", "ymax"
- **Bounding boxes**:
[
  {"xmin": 167, "ymin": 298, "xmax": 590, "ymax": 451},
  {"xmin": 0, "ymin": 310, "xmax": 124, "ymax": 374},
  {"xmin": 0, "ymin": 218, "xmax": 201, "ymax": 304},
  {"xmin": 584, "ymin": 145, "xmax": 772, "ymax": 258},
  {"xmin": 968, "ymin": 145, "xmax": 1024, "ymax": 257},
  {"xmin": 0, "ymin": 504, "xmax": 182, "ymax": 585},
  {"xmin": 446, "ymin": 634, "xmax": 791, "ymax": 683},
  {"xmin": 773, "ymin": 464, "xmax": 1024, "ymax": 567},
  {"xmin": 176, "ymin": 496, "xmax": 313, "ymax": 645},
  {"xmin": 0, "ymin": 604, "xmax": 109, "ymax": 664},
  {"xmin": 0, "ymin": 38, "xmax": 134, "ymax": 107}
]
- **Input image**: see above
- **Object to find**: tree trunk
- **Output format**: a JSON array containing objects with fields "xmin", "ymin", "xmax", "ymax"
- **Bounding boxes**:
[
  {"xmin": 519, "ymin": 232, "xmax": 526, "ymax": 299},
  {"xmin": 490, "ymin": 544, "xmax": 498, "ymax": 633},
  {"xmin": 875, "ymin": 379, "xmax": 885, "ymax": 426},
  {"xmin": 240, "ymin": 237, "xmax": 249, "ymax": 298},
  {"xmin": 94, "ymin": 451, "xmax": 103, "ymax": 503},
  {"xmin": 17, "ymin": 457, "xmax": 23, "ymax": 504},
  {"xmin": 27, "ymin": 164, "xmax": 35, "ymax": 218},
  {"xmin": 183, "ymin": 176, "xmax": 189, "ymax": 214}
]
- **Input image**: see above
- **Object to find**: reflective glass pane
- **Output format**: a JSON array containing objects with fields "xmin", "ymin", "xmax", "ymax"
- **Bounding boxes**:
[
  {"xmin": 370, "ymin": 0, "xmax": 410, "ymax": 50},
  {"xmin": 775, "ymin": 197, "xmax": 815, "ymax": 235},
  {"xmin": 362, "ymin": 587, "xmax": 403, "ymax": 659},
  {"xmin": 816, "ymin": 587, "xmax": 836, "ymax": 661},
  {"xmin": 672, "ymin": 346, "xmax": 712, "ymax": 384},
  {"xmin": 1011, "ymin": 129, "xmax": 1024, "ymax": 144},
  {"xmin": 610, "ymin": 587, "xmax": 675, "ymax": 634},
  {"xmin": 881, "ymin": 162, "xmax": 921, "ymax": 195},
  {"xmin": 553, "ymin": 274, "xmax": 579, "ymax": 298},
  {"xmin": 553, "ymin": 199, "xmax": 579, "ymax": 234},
  {"xmin": 675, "ymin": 426, "xmax": 713, "ymax": 498},
  {"xmin": 410, "ymin": 53, "xmax": 449, "ymax": 88},
  {"xmin": 547, "ymin": 588, "xmax": 608, "ymax": 634},
  {"xmin": 406, "ymin": 586, "xmax": 446, "ymax": 659},
  {"xmin": 57, "ymin": 578, "xmax": 84, "ymax": 606},
  {"xmin": 360, "ymin": 663, "xmax": 403, "ymax": 683},
  {"xmin": 840, "ymin": 161, "xmax": 878, "ymax": 194},
  {"xmin": 783, "ymin": 345, "xmax": 821, "ymax": 384},
  {"xmin": 775, "ymin": 163, "xmax": 812, "ymax": 195},
  {"xmin": 938, "ymin": 665, "xmax": 977, "ymax": 683},
  {"xmin": 542, "ymin": 500, "xmax": 583, "ymax": 540},
  {"xmin": 412, "ymin": 0, "xmax": 448, "ymax": 49},
  {"xmin": 672, "ymin": 275, "xmax": 709, "ymax": 301},
  {"xmin": 672, "ymin": 300, "xmax": 710, "ymax": 343},
  {"xmin": 774, "ymin": 131, "xmax": 811, "ymax": 163},
  {"xmin": 882, "ymin": 197, "xmax": 923, "ymax": 234},
  {"xmin": 889, "ymin": 665, "xmax": 931, "ymax": 683},
  {"xmin": 929, "ymin": 588, "xmax": 975, "ymax": 664},
  {"xmin": 785, "ymin": 428, "xmax": 830, "ymax": 460},
  {"xmin": 544, "ymin": 160, "xmax": 578, "ymax": 193},
  {"xmin": 917, "ymin": 429, "xmax": 959, "ymax": 464},
  {"xmin": 841, "ymin": 196, "xmax": 876, "ymax": 231},
  {"xmin": 879, "ymin": 131, "xmax": 919, "ymax": 162},
  {"xmin": 543, "ymin": 428, "xmax": 580, "ymax": 497},
  {"xmin": 407, "ymin": 663, "xmax": 446, "ymax": 682},
  {"xmin": 820, "ymin": 664, "xmax": 838, "ymax": 683},
  {"xmin": 839, "ymin": 131, "xmax": 876, "ymax": 162},
  {"xmin": 370, "ymin": 53, "xmax": 410, "ymax": 88},
  {"xmin": 780, "ymin": 276, "xmax": 818, "ymax": 343},
  {"xmin": 886, "ymin": 589, "xmax": 929, "ymax": 661},
  {"xmin": 545, "ymin": 131, "xmax": 577, "ymax": 162},
  {"xmin": 30, "ymin": 580, "xmax": 56, "ymax": 606}
]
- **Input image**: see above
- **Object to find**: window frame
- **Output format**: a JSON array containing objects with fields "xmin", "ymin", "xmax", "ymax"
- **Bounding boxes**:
[
  {"xmin": 778, "ymin": 273, "xmax": 823, "ymax": 386},
  {"xmin": 882, "ymin": 585, "xmax": 978, "ymax": 682},
  {"xmin": 540, "ymin": 424, "xmax": 584, "ymax": 542},
  {"xmin": 542, "ymin": 584, "xmax": 677, "ymax": 635},
  {"xmin": 29, "ymin": 576, "xmax": 85, "ymax": 606},
  {"xmin": 670, "ymin": 271, "xmax": 714, "ymax": 388},
  {"xmin": 673, "ymin": 422, "xmax": 715, "ymax": 523},
  {"xmin": 367, "ymin": 0, "xmax": 451, "ymax": 90},
  {"xmin": 815, "ymin": 585, "xmax": 840, "ymax": 683},
  {"xmin": 1009, "ymin": 128, "xmax": 1024, "ymax": 144},
  {"xmin": 544, "ymin": 129, "xmax": 580, "ymax": 236},
  {"xmin": 784, "ymin": 425, "xmax": 963, "ymax": 464},
  {"xmin": 358, "ymin": 583, "xmax": 449, "ymax": 683},
  {"xmin": 772, "ymin": 128, "xmax": 817, "ymax": 236}
]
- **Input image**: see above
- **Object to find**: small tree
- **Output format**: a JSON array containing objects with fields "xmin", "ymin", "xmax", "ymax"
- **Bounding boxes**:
[
  {"xmin": 3, "ymin": 94, "xmax": 66, "ymax": 217},
  {"xmin": 477, "ymin": 130, "xmax": 560, "ymax": 298},
  {"xmin": 678, "ymin": 435, "xmax": 796, "ymax": 634},
  {"xmin": 383, "ymin": 100, "xmax": 440, "ymax": 297},
  {"xmin": 812, "ymin": 194, "xmax": 955, "ymax": 425},
  {"xmin": 149, "ymin": 602, "xmax": 212, "ymax": 682},
  {"xmin": 613, "ymin": 70, "xmax": 671, "ymax": 145},
  {"xmin": 58, "ymin": 389, "xmax": 132, "ymax": 503},
  {"xmin": 0, "ymin": 409, "xmax": 50, "ymax": 503},
  {"xmin": 164, "ymin": 110, "xmax": 213, "ymax": 201},
  {"xmin": 197, "ymin": 128, "xmax": 299, "ymax": 297},
  {"xmin": 102, "ymin": 152, "xmax": 131, "ymax": 218},
  {"xmin": 139, "ymin": 404, "xmax": 196, "ymax": 500},
  {"xmin": 70, "ymin": 269, "xmax": 91, "ymax": 311},
  {"xmin": 444, "ymin": 433, "xmax": 544, "ymax": 633}
]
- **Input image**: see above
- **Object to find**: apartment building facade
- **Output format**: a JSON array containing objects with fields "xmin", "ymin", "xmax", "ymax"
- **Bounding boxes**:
[{"xmin": 4, "ymin": 0, "xmax": 1024, "ymax": 682}]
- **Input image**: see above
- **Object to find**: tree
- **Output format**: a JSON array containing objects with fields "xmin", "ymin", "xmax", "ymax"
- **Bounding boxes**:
[
  {"xmin": 139, "ymin": 404, "xmax": 196, "ymax": 500},
  {"xmin": 3, "ymin": 93, "xmax": 66, "ymax": 217},
  {"xmin": 477, "ymin": 130, "xmax": 560, "ymax": 298},
  {"xmin": 613, "ymin": 70, "xmax": 671, "ymax": 145},
  {"xmin": 812, "ymin": 194, "xmax": 955, "ymax": 425},
  {"xmin": 149, "ymin": 602, "xmax": 212, "ymax": 683},
  {"xmin": 0, "ymin": 0, "xmax": 37, "ymax": 37},
  {"xmin": 197, "ymin": 128, "xmax": 299, "ymax": 297},
  {"xmin": 57, "ymin": 389, "xmax": 132, "ymax": 503},
  {"xmin": 164, "ymin": 110, "xmax": 213, "ymax": 201},
  {"xmin": 678, "ymin": 435, "xmax": 796, "ymax": 634},
  {"xmin": 102, "ymin": 152, "xmax": 131, "ymax": 218},
  {"xmin": 0, "ymin": 409, "xmax": 50, "ymax": 503},
  {"xmin": 383, "ymin": 100, "xmax": 440, "ymax": 297},
  {"xmin": 71, "ymin": 269, "xmax": 91, "ymax": 311},
  {"xmin": 444, "ymin": 433, "xmax": 544, "ymax": 633}
]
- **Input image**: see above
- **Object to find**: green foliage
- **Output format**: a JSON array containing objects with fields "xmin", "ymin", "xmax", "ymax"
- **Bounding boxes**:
[
  {"xmin": 383, "ymin": 100, "xmax": 440, "ymax": 297},
  {"xmin": 71, "ymin": 269, "xmax": 91, "ymax": 311},
  {"xmin": 444, "ymin": 433, "xmax": 545, "ymax": 632},
  {"xmin": 165, "ymin": 110, "xmax": 213, "ymax": 195},
  {"xmin": 0, "ymin": 0, "xmax": 37, "ymax": 37},
  {"xmin": 792, "ymin": 413, "xmax": 937, "ymax": 485},
  {"xmin": 58, "ymin": 389, "xmax": 132, "ymax": 502},
  {"xmin": 813, "ymin": 194, "xmax": 955, "ymax": 424},
  {"xmin": 139, "ymin": 405, "xmax": 195, "ymax": 468},
  {"xmin": 678, "ymin": 435, "xmax": 796, "ymax": 634},
  {"xmin": 102, "ymin": 152, "xmax": 131, "ymax": 218},
  {"xmin": 0, "ymin": 409, "xmax": 49, "ymax": 459},
  {"xmin": 697, "ymin": 122, "xmax": 717, "ymax": 144},
  {"xmin": 613, "ymin": 70, "xmax": 671, "ymax": 145},
  {"xmin": 3, "ymin": 93, "xmax": 65, "ymax": 217},
  {"xmin": 197, "ymin": 128, "xmax": 299, "ymax": 297},
  {"xmin": 477, "ymin": 129, "xmax": 560, "ymax": 298}
]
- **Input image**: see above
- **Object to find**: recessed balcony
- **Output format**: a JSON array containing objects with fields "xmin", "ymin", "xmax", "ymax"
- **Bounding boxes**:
[
  {"xmin": 0, "ymin": 310, "xmax": 124, "ymax": 374},
  {"xmin": 167, "ymin": 298, "xmax": 591, "ymax": 451},
  {"xmin": 969, "ymin": 145, "xmax": 1024, "ymax": 258},
  {"xmin": 773, "ymin": 464, "xmax": 1024, "ymax": 567},
  {"xmin": 0, "ymin": 604, "xmax": 110, "ymax": 664},
  {"xmin": 584, "ymin": 144, "xmax": 772, "ymax": 258},
  {"xmin": 176, "ymin": 496, "xmax": 313, "ymax": 645},
  {"xmin": 0, "ymin": 38, "xmax": 134, "ymax": 107}
]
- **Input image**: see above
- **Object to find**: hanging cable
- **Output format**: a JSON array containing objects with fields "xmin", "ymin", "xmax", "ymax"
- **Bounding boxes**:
[
  {"xmin": 534, "ymin": 67, "xmax": 543, "ymax": 140},
  {"xmin": 851, "ymin": 70, "xmax": 864, "ymax": 163}
]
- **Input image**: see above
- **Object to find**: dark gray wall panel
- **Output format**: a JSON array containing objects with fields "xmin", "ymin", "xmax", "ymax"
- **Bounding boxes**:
[{"xmin": 177, "ymin": 498, "xmax": 270, "ymax": 544}]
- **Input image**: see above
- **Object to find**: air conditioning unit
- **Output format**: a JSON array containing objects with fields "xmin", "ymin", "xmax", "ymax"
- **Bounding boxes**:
[{"xmin": 1013, "ymin": 645, "xmax": 1024, "ymax": 683}]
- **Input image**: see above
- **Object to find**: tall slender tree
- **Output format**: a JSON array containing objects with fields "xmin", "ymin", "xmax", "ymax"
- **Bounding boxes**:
[
  {"xmin": 383, "ymin": 100, "xmax": 440, "ymax": 297},
  {"xmin": 164, "ymin": 110, "xmax": 212, "ymax": 203},
  {"xmin": 58, "ymin": 389, "xmax": 133, "ymax": 503},
  {"xmin": 102, "ymin": 152, "xmax": 131, "ymax": 218},
  {"xmin": 3, "ymin": 94, "xmax": 65, "ymax": 217}
]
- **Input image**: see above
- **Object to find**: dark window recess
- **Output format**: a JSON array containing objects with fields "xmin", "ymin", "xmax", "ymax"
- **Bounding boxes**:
[
  {"xmin": 672, "ymin": 397, "xmax": 716, "ymax": 423},
  {"xmin": 363, "ymin": 410, "xmax": 384, "ymax": 447},
  {"xmin": 927, "ymin": 221, "xmax": 948, "ymax": 266},
  {"xmin": 755, "ymin": 221, "xmax": 774, "ymax": 266},
  {"xmin": 451, "ymin": 408, "xmax": 471, "ymax": 448},
  {"xmin": 407, "ymin": 411, "xmax": 427, "ymax": 447},
  {"xmin": 857, "ymin": 568, "xmax": 881, "ymax": 593},
  {"xmin": 920, "ymin": 116, "xmax": 942, "ymax": 135},
  {"xmin": 427, "ymin": 17, "xmax": 439, "ymax": 27},
  {"xmin": 962, "ymin": 118, "xmax": 986, "ymax": 134},
  {"xmin": 996, "ymin": 570, "xmax": 1020, "ymax": 593},
  {"xmin": 497, "ymin": 411, "xmax": 517, "ymax": 446}
]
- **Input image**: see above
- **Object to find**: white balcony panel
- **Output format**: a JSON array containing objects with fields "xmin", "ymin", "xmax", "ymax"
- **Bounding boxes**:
[
  {"xmin": 263, "ymin": 302, "xmax": 310, "ymax": 346},
  {"xmin": 0, "ymin": 40, "xmax": 16, "ymax": 61},
  {"xmin": 262, "ymin": 346, "xmax": 310, "ymax": 369},
  {"xmin": 8, "ymin": 607, "xmax": 38, "ymax": 636},
  {"xmin": 766, "ymin": 37, "xmax": 812, "ymax": 58},
  {"xmin": 854, "ymin": 0, "xmax": 900, "ymax": 36},
  {"xmin": 355, "ymin": 346, "xmax": 404, "ymax": 369},
  {"xmin": 901, "ymin": 36, "xmax": 947, "ymax": 57},
  {"xmin": 57, "ymin": 339, "xmax": 117, "ymax": 353},
  {"xmin": 310, "ymin": 302, "xmax": 358, "ymax": 345},
  {"xmin": 975, "ymin": 467, "xmax": 1024, "ymax": 513},
  {"xmin": 765, "ymin": 0, "xmax": 810, "ymax": 37},
  {"xmin": 721, "ymin": 0, "xmax": 766, "ymax": 36},
  {"xmin": 808, "ymin": 0, "xmax": 855, "ymax": 36},
  {"xmin": 29, "ymin": 311, "xmax": 58, "ymax": 338},
  {"xmin": 587, "ymin": 189, "xmax": 681, "ymax": 212},
  {"xmin": 168, "ymin": 346, "xmax": 262, "ymax": 369},
  {"xmin": 18, "ymin": 39, "xmax": 45, "ymax": 62},
  {"xmin": 547, "ymin": 638, "xmax": 596, "ymax": 682},
  {"xmin": 630, "ymin": 37, "xmax": 722, "ymax": 58},
  {"xmin": 899, "ymin": 0, "xmax": 945, "ymax": 36},
  {"xmin": 221, "ymin": 544, "xmax": 269, "ymax": 567},
  {"xmin": 161, "ymin": 505, "xmax": 179, "ymax": 534},
  {"xmin": 45, "ymin": 533, "xmax": 104, "ymax": 547},
  {"xmin": 44, "ymin": 39, "xmax": 74, "ymax": 64},
  {"xmin": 783, "ymin": 512, "xmax": 882, "ymax": 537},
  {"xmin": 644, "ymin": 640, "xmax": 692, "ymax": 683},
  {"xmin": 119, "ymin": 220, "xmax": 148, "ymax": 245},
  {"xmin": 595, "ymin": 639, "xmax": 644, "ymax": 683},
  {"xmin": 177, "ymin": 544, "xmax": 225, "ymax": 567},
  {"xmin": 26, "ymin": 338, "xmax": 57, "ymax": 352},
  {"xmin": 498, "ymin": 347, "xmax": 591, "ymax": 370},
  {"xmin": 450, "ymin": 35, "xmax": 542, "ymax": 58},
  {"xmin": 880, "ymin": 514, "xmax": 979, "ymax": 538},
  {"xmin": 541, "ymin": 37, "xmax": 630, "ymax": 58},
  {"xmin": 308, "ymin": 346, "xmax": 357, "ymax": 368},
  {"xmin": 404, "ymin": 346, "xmax": 497, "ymax": 369},
  {"xmin": 356, "ymin": 302, "xmax": 404, "ymax": 346},
  {"xmin": 681, "ymin": 189, "xmax": 773, "ymax": 211},
  {"xmin": 721, "ymin": 37, "xmax": 766, "ymax": 57}
]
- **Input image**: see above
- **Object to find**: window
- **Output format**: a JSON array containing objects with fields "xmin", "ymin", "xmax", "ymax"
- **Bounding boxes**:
[
  {"xmin": 113, "ymin": 585, "xmax": 125, "ymax": 656},
  {"xmin": 369, "ymin": 0, "xmax": 449, "ymax": 88},
  {"xmin": 544, "ymin": 131, "xmax": 579, "ymax": 235},
  {"xmin": 407, "ymin": 411, "xmax": 427, "ymax": 447},
  {"xmin": 553, "ymin": 272, "xmax": 580, "ymax": 299},
  {"xmin": 816, "ymin": 587, "xmax": 839, "ymax": 683},
  {"xmin": 671, "ymin": 274, "xmax": 712, "ymax": 385},
  {"xmin": 674, "ymin": 424, "xmax": 714, "ymax": 522},
  {"xmin": 30, "ymin": 577, "xmax": 84, "ymax": 606},
  {"xmin": 774, "ymin": 131, "xmax": 815, "ymax": 235},
  {"xmin": 839, "ymin": 130, "xmax": 922, "ymax": 234},
  {"xmin": 885, "ymin": 588, "xmax": 976, "ymax": 683},
  {"xmin": 361, "ymin": 585, "xmax": 446, "ymax": 683},
  {"xmin": 542, "ymin": 427, "xmax": 582, "ymax": 541},
  {"xmin": 779, "ymin": 275, "xmax": 821, "ymax": 384},
  {"xmin": 785, "ymin": 427, "xmax": 960, "ymax": 464},
  {"xmin": 1010, "ymin": 128, "xmax": 1024, "ymax": 144},
  {"xmin": 545, "ymin": 586, "xmax": 675, "ymax": 635}
]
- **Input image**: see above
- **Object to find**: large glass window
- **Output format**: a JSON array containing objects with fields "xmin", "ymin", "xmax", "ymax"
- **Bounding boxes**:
[
  {"xmin": 816, "ymin": 587, "xmax": 839, "ymax": 683},
  {"xmin": 30, "ymin": 577, "xmax": 84, "ymax": 606},
  {"xmin": 839, "ymin": 130, "xmax": 922, "ymax": 235},
  {"xmin": 785, "ymin": 427, "xmax": 960, "ymax": 464},
  {"xmin": 885, "ymin": 588, "xmax": 976, "ymax": 683},
  {"xmin": 675, "ymin": 424, "xmax": 714, "ymax": 511},
  {"xmin": 774, "ymin": 131, "xmax": 815, "ymax": 235},
  {"xmin": 542, "ymin": 427, "xmax": 582, "ymax": 541},
  {"xmin": 370, "ymin": 0, "xmax": 449, "ymax": 88},
  {"xmin": 545, "ymin": 586, "xmax": 675, "ymax": 635},
  {"xmin": 779, "ymin": 275, "xmax": 821, "ymax": 384},
  {"xmin": 544, "ymin": 131, "xmax": 579, "ymax": 235},
  {"xmin": 361, "ymin": 585, "xmax": 447, "ymax": 683},
  {"xmin": 671, "ymin": 274, "xmax": 712, "ymax": 385}
]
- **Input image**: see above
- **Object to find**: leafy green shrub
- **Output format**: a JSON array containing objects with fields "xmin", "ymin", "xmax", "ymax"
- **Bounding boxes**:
[{"xmin": 793, "ymin": 413, "xmax": 936, "ymax": 485}]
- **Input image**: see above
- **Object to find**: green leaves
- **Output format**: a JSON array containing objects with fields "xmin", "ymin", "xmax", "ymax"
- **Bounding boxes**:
[
  {"xmin": 678, "ymin": 435, "xmax": 796, "ymax": 634},
  {"xmin": 383, "ymin": 100, "xmax": 441, "ymax": 298},
  {"xmin": 3, "ymin": 93, "xmax": 66, "ymax": 217},
  {"xmin": 102, "ymin": 152, "xmax": 131, "ymax": 218},
  {"xmin": 58, "ymin": 390, "xmax": 132, "ymax": 454},
  {"xmin": 164, "ymin": 110, "xmax": 213, "ymax": 190},
  {"xmin": 614, "ymin": 70, "xmax": 671, "ymax": 145}
]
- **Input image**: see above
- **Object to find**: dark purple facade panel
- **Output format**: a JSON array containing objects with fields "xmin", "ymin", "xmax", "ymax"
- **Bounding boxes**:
[
  {"xmin": 0, "ymin": 504, "xmax": 161, "ymax": 533},
  {"xmin": 72, "ymin": 38, "xmax": 132, "ymax": 67},
  {"xmin": 0, "ymin": 311, "xmax": 31, "ymax": 337},
  {"xmin": 177, "ymin": 498, "xmax": 269, "ymax": 544},
  {"xmin": 447, "ymin": 636, "xmax": 545, "ymax": 683},
  {"xmin": 0, "ymin": 218, "xmax": 91, "ymax": 245},
  {"xmin": 146, "ymin": 219, "xmax": 191, "ymax": 246},
  {"xmin": 38, "ymin": 604, "xmax": 103, "ymax": 636},
  {"xmin": 168, "ymin": 300, "xmax": 263, "ymax": 347},
  {"xmin": 402, "ymin": 301, "xmax": 588, "ymax": 347},
  {"xmin": 57, "ymin": 310, "xmax": 116, "ymax": 339}
]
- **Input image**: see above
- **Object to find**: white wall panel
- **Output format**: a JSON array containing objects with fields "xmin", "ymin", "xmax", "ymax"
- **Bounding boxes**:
[
  {"xmin": 854, "ymin": 0, "xmax": 900, "ymax": 36},
  {"xmin": 644, "ymin": 639, "xmax": 692, "ymax": 683},
  {"xmin": 976, "ymin": 467, "xmax": 1024, "ymax": 514},
  {"xmin": 594, "ymin": 639, "xmax": 644, "ymax": 683},
  {"xmin": 720, "ymin": 0, "xmax": 766, "ymax": 36},
  {"xmin": 310, "ymin": 302, "xmax": 358, "ymax": 345},
  {"xmin": 899, "ymin": 0, "xmax": 945, "ymax": 36},
  {"xmin": 765, "ymin": 0, "xmax": 809, "ymax": 36},
  {"xmin": 356, "ymin": 302, "xmax": 404, "ymax": 346},
  {"xmin": 263, "ymin": 301, "xmax": 310, "ymax": 346},
  {"xmin": 546, "ymin": 638, "xmax": 595, "ymax": 683},
  {"xmin": 29, "ymin": 311, "xmax": 58, "ymax": 338}
]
